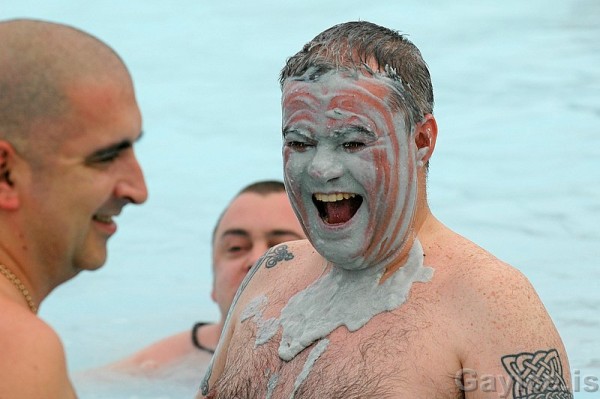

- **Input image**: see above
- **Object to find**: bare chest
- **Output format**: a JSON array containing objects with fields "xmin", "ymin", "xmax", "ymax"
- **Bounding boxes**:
[{"xmin": 210, "ymin": 307, "xmax": 461, "ymax": 399}]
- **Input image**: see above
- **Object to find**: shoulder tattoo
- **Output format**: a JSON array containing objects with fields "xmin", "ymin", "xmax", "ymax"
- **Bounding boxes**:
[
  {"xmin": 256, "ymin": 244, "xmax": 294, "ymax": 269},
  {"xmin": 501, "ymin": 349, "xmax": 573, "ymax": 398},
  {"xmin": 200, "ymin": 243, "xmax": 295, "ymax": 395}
]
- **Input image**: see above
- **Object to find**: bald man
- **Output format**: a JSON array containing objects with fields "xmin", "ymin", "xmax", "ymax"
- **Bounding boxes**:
[{"xmin": 0, "ymin": 19, "xmax": 147, "ymax": 398}]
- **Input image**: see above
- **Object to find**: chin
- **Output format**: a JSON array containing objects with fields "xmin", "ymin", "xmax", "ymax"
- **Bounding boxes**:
[
  {"xmin": 75, "ymin": 254, "xmax": 108, "ymax": 272},
  {"xmin": 312, "ymin": 241, "xmax": 368, "ymax": 271},
  {"xmin": 327, "ymin": 256, "xmax": 369, "ymax": 271}
]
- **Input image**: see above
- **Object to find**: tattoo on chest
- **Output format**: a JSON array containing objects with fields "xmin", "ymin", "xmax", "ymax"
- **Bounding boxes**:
[{"xmin": 501, "ymin": 349, "xmax": 573, "ymax": 398}]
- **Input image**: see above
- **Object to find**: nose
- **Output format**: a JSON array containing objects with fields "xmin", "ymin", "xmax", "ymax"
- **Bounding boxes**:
[
  {"xmin": 308, "ymin": 147, "xmax": 343, "ymax": 182},
  {"xmin": 115, "ymin": 151, "xmax": 148, "ymax": 204}
]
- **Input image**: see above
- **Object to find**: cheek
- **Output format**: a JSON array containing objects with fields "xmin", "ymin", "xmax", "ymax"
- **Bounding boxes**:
[
  {"xmin": 370, "ymin": 145, "xmax": 405, "ymax": 217},
  {"xmin": 282, "ymin": 146, "xmax": 293, "ymax": 168},
  {"xmin": 216, "ymin": 263, "xmax": 244, "ymax": 288},
  {"xmin": 350, "ymin": 150, "xmax": 386, "ymax": 193},
  {"xmin": 283, "ymin": 153, "xmax": 310, "ymax": 224},
  {"xmin": 282, "ymin": 150, "xmax": 297, "ymax": 193},
  {"xmin": 370, "ymin": 148, "xmax": 396, "ymax": 216}
]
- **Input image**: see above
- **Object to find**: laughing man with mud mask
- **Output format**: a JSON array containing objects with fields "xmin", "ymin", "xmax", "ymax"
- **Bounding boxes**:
[{"xmin": 200, "ymin": 21, "xmax": 573, "ymax": 399}]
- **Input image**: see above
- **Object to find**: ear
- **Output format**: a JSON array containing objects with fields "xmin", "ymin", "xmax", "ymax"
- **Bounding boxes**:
[
  {"xmin": 414, "ymin": 114, "xmax": 438, "ymax": 167},
  {"xmin": 0, "ymin": 141, "xmax": 20, "ymax": 211}
]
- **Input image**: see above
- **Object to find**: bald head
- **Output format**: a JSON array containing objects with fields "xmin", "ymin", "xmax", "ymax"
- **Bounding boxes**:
[{"xmin": 0, "ymin": 19, "xmax": 134, "ymax": 156}]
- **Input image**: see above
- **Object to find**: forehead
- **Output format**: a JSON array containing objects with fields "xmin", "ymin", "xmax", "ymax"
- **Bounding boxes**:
[
  {"xmin": 58, "ymin": 78, "xmax": 141, "ymax": 153},
  {"xmin": 214, "ymin": 192, "xmax": 303, "ymax": 241},
  {"xmin": 282, "ymin": 72, "xmax": 396, "ymax": 119}
]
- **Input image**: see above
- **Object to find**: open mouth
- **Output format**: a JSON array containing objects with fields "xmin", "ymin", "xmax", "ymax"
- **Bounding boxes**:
[
  {"xmin": 313, "ymin": 192, "xmax": 363, "ymax": 225},
  {"xmin": 93, "ymin": 214, "xmax": 114, "ymax": 224}
]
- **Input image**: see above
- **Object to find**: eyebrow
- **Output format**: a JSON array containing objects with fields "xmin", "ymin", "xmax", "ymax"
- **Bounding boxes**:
[
  {"xmin": 282, "ymin": 127, "xmax": 300, "ymax": 138},
  {"xmin": 268, "ymin": 230, "xmax": 304, "ymax": 239},
  {"xmin": 86, "ymin": 131, "xmax": 143, "ymax": 162},
  {"xmin": 333, "ymin": 125, "xmax": 377, "ymax": 139},
  {"xmin": 283, "ymin": 125, "xmax": 377, "ymax": 140},
  {"xmin": 220, "ymin": 229, "xmax": 250, "ymax": 239},
  {"xmin": 220, "ymin": 229, "xmax": 303, "ymax": 240}
]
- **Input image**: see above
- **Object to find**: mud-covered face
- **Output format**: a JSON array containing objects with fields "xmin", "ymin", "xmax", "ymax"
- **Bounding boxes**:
[{"xmin": 282, "ymin": 71, "xmax": 421, "ymax": 271}]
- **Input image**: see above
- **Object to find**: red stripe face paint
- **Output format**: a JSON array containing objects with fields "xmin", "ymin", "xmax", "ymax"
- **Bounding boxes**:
[{"xmin": 282, "ymin": 70, "xmax": 420, "ymax": 272}]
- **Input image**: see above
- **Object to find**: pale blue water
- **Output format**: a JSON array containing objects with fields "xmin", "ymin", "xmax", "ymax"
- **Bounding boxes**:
[{"xmin": 3, "ymin": 1, "xmax": 599, "ymax": 398}]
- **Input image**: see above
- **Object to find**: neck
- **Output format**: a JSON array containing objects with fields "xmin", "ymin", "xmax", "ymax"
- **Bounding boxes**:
[
  {"xmin": 380, "ymin": 173, "xmax": 434, "ymax": 282},
  {"xmin": 0, "ymin": 263, "xmax": 38, "ymax": 313},
  {"xmin": 379, "ymin": 233, "xmax": 416, "ymax": 283},
  {"xmin": 414, "ymin": 170, "xmax": 431, "ymax": 232}
]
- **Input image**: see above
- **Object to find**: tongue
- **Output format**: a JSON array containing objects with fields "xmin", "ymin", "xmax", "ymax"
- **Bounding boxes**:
[{"xmin": 325, "ymin": 200, "xmax": 354, "ymax": 224}]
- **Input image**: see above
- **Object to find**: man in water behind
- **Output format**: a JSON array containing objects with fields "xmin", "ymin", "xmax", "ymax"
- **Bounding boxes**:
[
  {"xmin": 105, "ymin": 181, "xmax": 304, "ymax": 379},
  {"xmin": 200, "ymin": 21, "xmax": 572, "ymax": 398}
]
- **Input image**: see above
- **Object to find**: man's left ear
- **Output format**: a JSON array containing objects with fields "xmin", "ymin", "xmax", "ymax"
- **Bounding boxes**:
[{"xmin": 414, "ymin": 114, "xmax": 438, "ymax": 167}]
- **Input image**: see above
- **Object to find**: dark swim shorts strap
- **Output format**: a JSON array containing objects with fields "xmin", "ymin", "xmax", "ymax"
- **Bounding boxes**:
[{"xmin": 191, "ymin": 322, "xmax": 215, "ymax": 354}]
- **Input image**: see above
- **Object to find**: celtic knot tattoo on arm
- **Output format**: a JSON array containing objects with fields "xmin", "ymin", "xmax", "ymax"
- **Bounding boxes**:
[
  {"xmin": 501, "ymin": 349, "xmax": 573, "ymax": 399},
  {"xmin": 256, "ymin": 244, "xmax": 294, "ymax": 268}
]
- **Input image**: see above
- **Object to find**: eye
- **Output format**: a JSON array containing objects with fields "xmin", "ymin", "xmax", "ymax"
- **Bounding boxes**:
[
  {"xmin": 87, "ymin": 145, "xmax": 130, "ymax": 165},
  {"xmin": 286, "ymin": 141, "xmax": 313, "ymax": 153},
  {"xmin": 342, "ymin": 142, "xmax": 365, "ymax": 152},
  {"xmin": 94, "ymin": 151, "xmax": 121, "ymax": 163},
  {"xmin": 218, "ymin": 235, "xmax": 252, "ymax": 259},
  {"xmin": 224, "ymin": 243, "xmax": 251, "ymax": 258},
  {"xmin": 85, "ymin": 151, "xmax": 121, "ymax": 167}
]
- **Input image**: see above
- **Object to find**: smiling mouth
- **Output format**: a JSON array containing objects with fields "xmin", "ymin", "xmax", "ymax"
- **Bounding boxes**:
[
  {"xmin": 313, "ymin": 192, "xmax": 363, "ymax": 225},
  {"xmin": 93, "ymin": 214, "xmax": 114, "ymax": 224}
]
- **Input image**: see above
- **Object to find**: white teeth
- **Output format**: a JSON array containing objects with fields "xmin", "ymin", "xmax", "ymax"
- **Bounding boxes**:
[{"xmin": 315, "ymin": 193, "xmax": 356, "ymax": 202}]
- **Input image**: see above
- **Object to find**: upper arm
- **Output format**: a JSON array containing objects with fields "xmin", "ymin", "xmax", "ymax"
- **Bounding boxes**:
[
  {"xmin": 0, "ymin": 315, "xmax": 77, "ymax": 398},
  {"xmin": 456, "ymin": 266, "xmax": 572, "ymax": 398}
]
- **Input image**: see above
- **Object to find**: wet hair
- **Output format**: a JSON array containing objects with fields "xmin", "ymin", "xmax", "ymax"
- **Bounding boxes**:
[
  {"xmin": 211, "ymin": 180, "xmax": 286, "ymax": 243},
  {"xmin": 0, "ymin": 19, "xmax": 132, "ymax": 159},
  {"xmin": 280, "ymin": 21, "xmax": 434, "ymax": 130}
]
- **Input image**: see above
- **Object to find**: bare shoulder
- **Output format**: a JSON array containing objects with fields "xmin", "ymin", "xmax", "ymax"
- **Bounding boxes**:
[
  {"xmin": 425, "ymin": 226, "xmax": 549, "ymax": 310},
  {"xmin": 0, "ymin": 302, "xmax": 76, "ymax": 398},
  {"xmin": 428, "ymin": 231, "xmax": 572, "ymax": 397},
  {"xmin": 438, "ymin": 236, "xmax": 553, "ymax": 330},
  {"xmin": 256, "ymin": 238, "xmax": 316, "ymax": 272},
  {"xmin": 200, "ymin": 239, "xmax": 321, "ymax": 396},
  {"xmin": 238, "ymin": 239, "xmax": 320, "ymax": 300}
]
